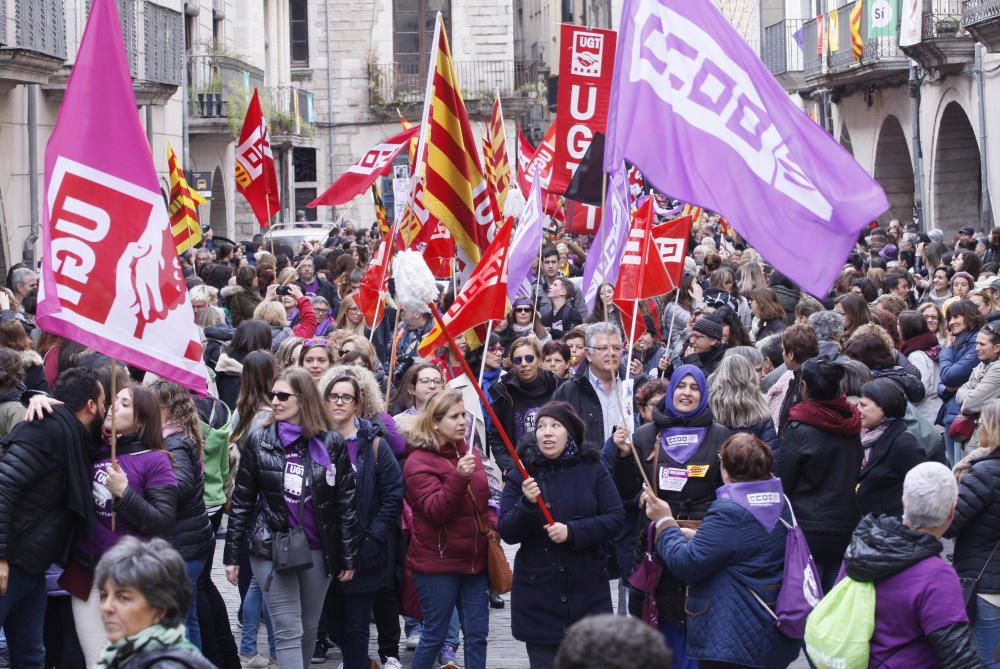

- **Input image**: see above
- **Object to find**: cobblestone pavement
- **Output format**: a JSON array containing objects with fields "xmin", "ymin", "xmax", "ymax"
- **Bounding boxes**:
[{"xmin": 212, "ymin": 538, "xmax": 809, "ymax": 668}]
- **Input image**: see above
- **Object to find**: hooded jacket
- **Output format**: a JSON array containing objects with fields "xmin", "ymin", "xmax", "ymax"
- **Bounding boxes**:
[
  {"xmin": 163, "ymin": 432, "xmax": 215, "ymax": 561},
  {"xmin": 946, "ymin": 451, "xmax": 1000, "ymax": 594},
  {"xmin": 221, "ymin": 285, "xmax": 261, "ymax": 327},
  {"xmin": 843, "ymin": 515, "xmax": 982, "ymax": 668}
]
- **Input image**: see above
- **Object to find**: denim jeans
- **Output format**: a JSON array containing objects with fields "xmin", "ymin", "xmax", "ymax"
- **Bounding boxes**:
[
  {"xmin": 184, "ymin": 553, "xmax": 211, "ymax": 649},
  {"xmin": 411, "ymin": 572, "xmax": 489, "ymax": 669},
  {"xmin": 0, "ymin": 566, "xmax": 48, "ymax": 669},
  {"xmin": 403, "ymin": 610, "xmax": 462, "ymax": 648},
  {"xmin": 974, "ymin": 596, "xmax": 1000, "ymax": 667},
  {"xmin": 659, "ymin": 622, "xmax": 698, "ymax": 669},
  {"xmin": 325, "ymin": 590, "xmax": 377, "ymax": 669},
  {"xmin": 239, "ymin": 576, "xmax": 276, "ymax": 659}
]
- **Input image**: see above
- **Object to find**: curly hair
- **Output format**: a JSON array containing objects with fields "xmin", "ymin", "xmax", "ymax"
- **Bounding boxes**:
[
  {"xmin": 707, "ymin": 355, "xmax": 770, "ymax": 428},
  {"xmin": 150, "ymin": 379, "xmax": 204, "ymax": 461},
  {"xmin": 319, "ymin": 364, "xmax": 386, "ymax": 417},
  {"xmin": 0, "ymin": 347, "xmax": 24, "ymax": 390}
]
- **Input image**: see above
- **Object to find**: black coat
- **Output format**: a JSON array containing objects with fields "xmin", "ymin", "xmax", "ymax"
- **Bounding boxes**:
[
  {"xmin": 336, "ymin": 419, "xmax": 404, "ymax": 594},
  {"xmin": 296, "ymin": 277, "xmax": 340, "ymax": 315},
  {"xmin": 163, "ymin": 433, "xmax": 215, "ymax": 560},
  {"xmin": 224, "ymin": 423, "xmax": 360, "ymax": 575},
  {"xmin": 499, "ymin": 441, "xmax": 623, "ymax": 645},
  {"xmin": 541, "ymin": 301, "xmax": 582, "ymax": 340},
  {"xmin": 487, "ymin": 371, "xmax": 563, "ymax": 472},
  {"xmin": 550, "ymin": 363, "xmax": 615, "ymax": 447},
  {"xmin": 0, "ymin": 406, "xmax": 94, "ymax": 574},
  {"xmin": 946, "ymin": 451, "xmax": 1000, "ymax": 593},
  {"xmin": 857, "ymin": 420, "xmax": 926, "ymax": 518}
]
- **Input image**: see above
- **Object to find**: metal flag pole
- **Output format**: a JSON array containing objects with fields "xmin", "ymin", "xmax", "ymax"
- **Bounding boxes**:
[
  {"xmin": 477, "ymin": 320, "xmax": 495, "ymax": 387},
  {"xmin": 109, "ymin": 359, "xmax": 118, "ymax": 532}
]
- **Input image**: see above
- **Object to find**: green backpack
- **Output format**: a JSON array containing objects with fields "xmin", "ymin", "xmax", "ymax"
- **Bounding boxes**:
[
  {"xmin": 803, "ymin": 576, "xmax": 877, "ymax": 669},
  {"xmin": 199, "ymin": 399, "xmax": 232, "ymax": 510}
]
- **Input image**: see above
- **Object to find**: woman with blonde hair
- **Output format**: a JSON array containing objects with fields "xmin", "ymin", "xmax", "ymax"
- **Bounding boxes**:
[
  {"xmin": 736, "ymin": 258, "xmax": 766, "ymax": 298},
  {"xmin": 335, "ymin": 294, "xmax": 368, "ymax": 337},
  {"xmin": 946, "ymin": 398, "xmax": 1000, "ymax": 664},
  {"xmin": 340, "ymin": 334, "xmax": 387, "ymax": 385},
  {"xmin": 708, "ymin": 355, "xmax": 776, "ymax": 452},
  {"xmin": 401, "ymin": 389, "xmax": 493, "ymax": 669},
  {"xmin": 919, "ymin": 302, "xmax": 948, "ymax": 345},
  {"xmin": 274, "ymin": 335, "xmax": 305, "ymax": 370}
]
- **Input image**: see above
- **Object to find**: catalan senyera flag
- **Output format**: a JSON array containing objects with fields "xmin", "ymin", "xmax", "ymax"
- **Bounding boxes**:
[
  {"xmin": 851, "ymin": 0, "xmax": 865, "ymax": 61},
  {"xmin": 372, "ymin": 183, "xmax": 390, "ymax": 236},
  {"xmin": 167, "ymin": 143, "xmax": 207, "ymax": 255},
  {"xmin": 681, "ymin": 204, "xmax": 703, "ymax": 223},
  {"xmin": 482, "ymin": 126, "xmax": 498, "ymax": 211},
  {"xmin": 489, "ymin": 94, "xmax": 512, "ymax": 212},
  {"xmin": 398, "ymin": 109, "xmax": 419, "ymax": 168},
  {"xmin": 418, "ymin": 17, "xmax": 494, "ymax": 277}
]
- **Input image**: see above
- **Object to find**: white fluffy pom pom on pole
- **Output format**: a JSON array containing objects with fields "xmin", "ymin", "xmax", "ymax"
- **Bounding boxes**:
[
  {"xmin": 502, "ymin": 189, "xmax": 526, "ymax": 220},
  {"xmin": 393, "ymin": 250, "xmax": 439, "ymax": 314}
]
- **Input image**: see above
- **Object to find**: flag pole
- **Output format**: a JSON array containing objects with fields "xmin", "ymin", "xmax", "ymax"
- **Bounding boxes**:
[
  {"xmin": 110, "ymin": 359, "xmax": 118, "ymax": 532},
  {"xmin": 664, "ymin": 287, "xmax": 682, "ymax": 376},
  {"xmin": 624, "ymin": 297, "xmax": 640, "ymax": 384},
  {"xmin": 429, "ymin": 304, "xmax": 556, "ymax": 526},
  {"xmin": 477, "ymin": 320, "xmax": 494, "ymax": 386},
  {"xmin": 384, "ymin": 305, "xmax": 404, "ymax": 395},
  {"xmin": 612, "ymin": 373, "xmax": 653, "ymax": 492},
  {"xmin": 531, "ymin": 198, "xmax": 547, "ymax": 316},
  {"xmin": 266, "ymin": 193, "xmax": 275, "ymax": 257},
  {"xmin": 599, "ymin": 171, "xmax": 609, "ymax": 325}
]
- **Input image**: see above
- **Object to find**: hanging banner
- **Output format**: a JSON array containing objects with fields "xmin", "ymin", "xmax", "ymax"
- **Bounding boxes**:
[
  {"xmin": 550, "ymin": 24, "xmax": 617, "ymax": 195},
  {"xmin": 868, "ymin": 0, "xmax": 899, "ymax": 38},
  {"xmin": 899, "ymin": 0, "xmax": 922, "ymax": 46}
]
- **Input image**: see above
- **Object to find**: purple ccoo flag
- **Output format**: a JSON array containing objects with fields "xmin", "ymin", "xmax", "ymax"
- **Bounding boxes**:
[
  {"xmin": 582, "ymin": 164, "xmax": 631, "ymax": 311},
  {"xmin": 603, "ymin": 0, "xmax": 888, "ymax": 296}
]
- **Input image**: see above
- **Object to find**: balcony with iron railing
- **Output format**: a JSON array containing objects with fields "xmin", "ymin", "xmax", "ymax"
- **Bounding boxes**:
[
  {"xmin": 368, "ymin": 60, "xmax": 546, "ymax": 117},
  {"xmin": 901, "ymin": 0, "xmax": 972, "ymax": 69},
  {"xmin": 0, "ymin": 0, "xmax": 67, "ymax": 90},
  {"xmin": 963, "ymin": 0, "xmax": 1000, "ymax": 50},
  {"xmin": 187, "ymin": 52, "xmax": 264, "ymax": 131},
  {"xmin": 802, "ymin": 1, "xmax": 909, "ymax": 87},
  {"xmin": 265, "ymin": 85, "xmax": 315, "ymax": 146},
  {"xmin": 762, "ymin": 19, "xmax": 808, "ymax": 90}
]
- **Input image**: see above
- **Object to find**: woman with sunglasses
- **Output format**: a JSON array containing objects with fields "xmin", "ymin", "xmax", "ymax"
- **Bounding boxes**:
[
  {"xmin": 486, "ymin": 337, "xmax": 563, "ymax": 475},
  {"xmin": 224, "ymin": 367, "xmax": 359, "ymax": 669},
  {"xmin": 315, "ymin": 375, "xmax": 404, "ymax": 669},
  {"xmin": 499, "ymin": 298, "xmax": 551, "ymax": 351},
  {"xmin": 401, "ymin": 389, "xmax": 495, "ymax": 669},
  {"xmin": 298, "ymin": 339, "xmax": 333, "ymax": 383}
]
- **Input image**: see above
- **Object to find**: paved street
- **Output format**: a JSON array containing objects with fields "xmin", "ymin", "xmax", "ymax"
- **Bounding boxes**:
[{"xmin": 211, "ymin": 537, "xmax": 810, "ymax": 668}]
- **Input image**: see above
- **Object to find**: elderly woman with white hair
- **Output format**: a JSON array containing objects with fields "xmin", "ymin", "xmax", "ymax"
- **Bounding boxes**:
[
  {"xmin": 836, "ymin": 462, "xmax": 982, "ymax": 667},
  {"xmin": 95, "ymin": 536, "xmax": 215, "ymax": 668},
  {"xmin": 808, "ymin": 310, "xmax": 846, "ymax": 360}
]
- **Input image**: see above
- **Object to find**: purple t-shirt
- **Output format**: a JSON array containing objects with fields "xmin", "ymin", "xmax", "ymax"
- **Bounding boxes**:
[
  {"xmin": 282, "ymin": 452, "xmax": 322, "ymax": 549},
  {"xmin": 79, "ymin": 450, "xmax": 177, "ymax": 558},
  {"xmin": 867, "ymin": 556, "xmax": 969, "ymax": 667}
]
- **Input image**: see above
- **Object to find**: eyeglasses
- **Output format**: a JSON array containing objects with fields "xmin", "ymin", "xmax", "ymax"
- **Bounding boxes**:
[
  {"xmin": 588, "ymin": 345, "xmax": 624, "ymax": 353},
  {"xmin": 326, "ymin": 393, "xmax": 356, "ymax": 405},
  {"xmin": 513, "ymin": 354, "xmax": 536, "ymax": 365},
  {"xmin": 488, "ymin": 345, "xmax": 505, "ymax": 353},
  {"xmin": 416, "ymin": 377, "xmax": 443, "ymax": 386},
  {"xmin": 267, "ymin": 391, "xmax": 300, "ymax": 402},
  {"xmin": 347, "ymin": 306, "xmax": 361, "ymax": 313}
]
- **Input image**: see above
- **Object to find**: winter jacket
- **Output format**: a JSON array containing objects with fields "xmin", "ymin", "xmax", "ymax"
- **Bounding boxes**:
[
  {"xmin": 957, "ymin": 358, "xmax": 1000, "ymax": 415},
  {"xmin": 223, "ymin": 423, "xmax": 360, "ymax": 575},
  {"xmin": 0, "ymin": 383, "xmax": 23, "ymax": 439},
  {"xmin": 0, "ymin": 406, "xmax": 95, "ymax": 574},
  {"xmin": 679, "ymin": 342, "xmax": 727, "ymax": 376},
  {"xmin": 946, "ymin": 451, "xmax": 1000, "ymax": 594},
  {"xmin": 873, "ymin": 366, "xmax": 926, "ymax": 404},
  {"xmin": 938, "ymin": 328, "xmax": 981, "ymax": 426},
  {"xmin": 843, "ymin": 515, "xmax": 982, "ymax": 669},
  {"xmin": 777, "ymin": 410, "xmax": 863, "ymax": 538},
  {"xmin": 908, "ymin": 349, "xmax": 944, "ymax": 428},
  {"xmin": 772, "ymin": 285, "xmax": 800, "ymax": 325},
  {"xmin": 403, "ymin": 441, "xmax": 495, "ymax": 576},
  {"xmin": 550, "ymin": 363, "xmax": 612, "ymax": 447},
  {"xmin": 499, "ymin": 440, "xmax": 623, "ymax": 645},
  {"xmin": 656, "ymin": 497, "xmax": 800, "ymax": 668},
  {"xmin": 337, "ymin": 419, "xmax": 404, "ymax": 594},
  {"xmin": 163, "ymin": 432, "xmax": 215, "ymax": 561},
  {"xmin": 857, "ymin": 420, "xmax": 926, "ymax": 518},
  {"xmin": 726, "ymin": 418, "xmax": 778, "ymax": 461},
  {"xmin": 612, "ymin": 404, "xmax": 731, "ymax": 624},
  {"xmin": 221, "ymin": 285, "xmax": 261, "ymax": 327},
  {"xmin": 296, "ymin": 277, "xmax": 340, "ymax": 314},
  {"xmin": 541, "ymin": 301, "xmax": 582, "ymax": 340},
  {"xmin": 201, "ymin": 325, "xmax": 234, "ymax": 372},
  {"xmin": 487, "ymin": 370, "xmax": 563, "ymax": 472},
  {"xmin": 112, "ymin": 646, "xmax": 218, "ymax": 669},
  {"xmin": 751, "ymin": 317, "xmax": 786, "ymax": 343},
  {"xmin": 661, "ymin": 301, "xmax": 691, "ymax": 350},
  {"xmin": 214, "ymin": 351, "xmax": 244, "ymax": 411}
]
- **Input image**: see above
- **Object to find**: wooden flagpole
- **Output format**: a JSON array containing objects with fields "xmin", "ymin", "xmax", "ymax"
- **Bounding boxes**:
[{"xmin": 109, "ymin": 359, "xmax": 118, "ymax": 532}]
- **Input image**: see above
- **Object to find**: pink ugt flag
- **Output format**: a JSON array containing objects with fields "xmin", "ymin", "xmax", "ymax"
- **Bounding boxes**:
[{"xmin": 36, "ymin": 0, "xmax": 208, "ymax": 393}]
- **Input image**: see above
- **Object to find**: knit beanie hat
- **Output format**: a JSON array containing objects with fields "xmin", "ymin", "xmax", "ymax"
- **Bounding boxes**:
[
  {"xmin": 535, "ymin": 401, "xmax": 586, "ymax": 446},
  {"xmin": 692, "ymin": 315, "xmax": 724, "ymax": 342}
]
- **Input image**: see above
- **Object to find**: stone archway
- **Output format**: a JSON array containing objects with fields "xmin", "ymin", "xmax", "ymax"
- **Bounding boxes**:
[
  {"xmin": 934, "ymin": 102, "xmax": 984, "ymax": 235},
  {"xmin": 209, "ymin": 166, "xmax": 227, "ymax": 238},
  {"xmin": 873, "ymin": 115, "xmax": 914, "ymax": 225},
  {"xmin": 839, "ymin": 123, "xmax": 854, "ymax": 156}
]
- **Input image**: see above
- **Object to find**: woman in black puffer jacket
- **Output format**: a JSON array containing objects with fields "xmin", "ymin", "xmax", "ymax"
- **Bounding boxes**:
[
  {"xmin": 946, "ymin": 398, "xmax": 1000, "ymax": 666},
  {"xmin": 152, "ymin": 380, "xmax": 215, "ymax": 651},
  {"xmin": 224, "ymin": 367, "xmax": 359, "ymax": 669}
]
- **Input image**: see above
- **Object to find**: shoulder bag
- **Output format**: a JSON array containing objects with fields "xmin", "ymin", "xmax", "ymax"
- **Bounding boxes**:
[{"xmin": 468, "ymin": 487, "xmax": 512, "ymax": 594}]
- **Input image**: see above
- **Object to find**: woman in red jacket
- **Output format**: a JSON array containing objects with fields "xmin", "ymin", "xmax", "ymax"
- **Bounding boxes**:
[{"xmin": 401, "ymin": 389, "xmax": 493, "ymax": 669}]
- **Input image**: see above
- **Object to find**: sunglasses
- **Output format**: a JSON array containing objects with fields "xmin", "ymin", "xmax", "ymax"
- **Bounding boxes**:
[
  {"xmin": 326, "ymin": 393, "xmax": 356, "ymax": 405},
  {"xmin": 513, "ymin": 354, "xmax": 536, "ymax": 365},
  {"xmin": 488, "ymin": 345, "xmax": 505, "ymax": 353},
  {"xmin": 267, "ymin": 391, "xmax": 300, "ymax": 402},
  {"xmin": 514, "ymin": 307, "xmax": 533, "ymax": 313}
]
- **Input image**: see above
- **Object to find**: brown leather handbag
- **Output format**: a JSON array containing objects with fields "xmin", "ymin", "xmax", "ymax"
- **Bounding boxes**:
[{"xmin": 468, "ymin": 488, "xmax": 512, "ymax": 594}]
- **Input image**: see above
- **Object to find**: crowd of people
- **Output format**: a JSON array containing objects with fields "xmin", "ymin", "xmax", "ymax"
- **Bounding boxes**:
[{"xmin": 0, "ymin": 216, "xmax": 1000, "ymax": 668}]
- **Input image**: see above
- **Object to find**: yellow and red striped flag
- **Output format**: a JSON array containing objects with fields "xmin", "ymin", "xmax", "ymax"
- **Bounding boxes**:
[
  {"xmin": 372, "ymin": 182, "xmax": 390, "ymax": 237},
  {"xmin": 167, "ymin": 143, "xmax": 207, "ymax": 255},
  {"xmin": 416, "ymin": 17, "xmax": 495, "ymax": 278},
  {"xmin": 489, "ymin": 94, "xmax": 511, "ymax": 212},
  {"xmin": 681, "ymin": 204, "xmax": 704, "ymax": 223},
  {"xmin": 850, "ymin": 0, "xmax": 864, "ymax": 61},
  {"xmin": 397, "ymin": 109, "xmax": 419, "ymax": 169}
]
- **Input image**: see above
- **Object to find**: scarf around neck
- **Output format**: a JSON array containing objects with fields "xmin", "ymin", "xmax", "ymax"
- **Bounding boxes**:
[
  {"xmin": 787, "ymin": 397, "xmax": 862, "ymax": 436},
  {"xmin": 900, "ymin": 331, "xmax": 942, "ymax": 360},
  {"xmin": 97, "ymin": 623, "xmax": 196, "ymax": 669},
  {"xmin": 716, "ymin": 478, "xmax": 785, "ymax": 533},
  {"xmin": 277, "ymin": 421, "xmax": 332, "ymax": 470}
]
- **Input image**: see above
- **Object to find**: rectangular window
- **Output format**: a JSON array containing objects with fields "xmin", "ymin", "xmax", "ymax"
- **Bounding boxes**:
[
  {"xmin": 393, "ymin": 0, "xmax": 451, "ymax": 70},
  {"xmin": 293, "ymin": 148, "xmax": 317, "ymax": 183},
  {"xmin": 290, "ymin": 0, "xmax": 309, "ymax": 65}
]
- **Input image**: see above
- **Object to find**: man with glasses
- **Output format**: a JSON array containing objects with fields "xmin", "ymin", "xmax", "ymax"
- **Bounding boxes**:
[
  {"xmin": 676, "ymin": 315, "xmax": 727, "ymax": 376},
  {"xmin": 295, "ymin": 256, "xmax": 339, "ymax": 315},
  {"xmin": 552, "ymin": 322, "xmax": 626, "ymax": 446}
]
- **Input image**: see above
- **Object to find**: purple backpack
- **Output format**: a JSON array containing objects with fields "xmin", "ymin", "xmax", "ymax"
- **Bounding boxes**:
[
  {"xmin": 628, "ymin": 522, "xmax": 663, "ymax": 626},
  {"xmin": 747, "ymin": 496, "xmax": 822, "ymax": 639}
]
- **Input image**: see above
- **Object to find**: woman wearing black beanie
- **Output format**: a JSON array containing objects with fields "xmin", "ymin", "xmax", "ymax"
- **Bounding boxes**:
[{"xmin": 857, "ymin": 378, "xmax": 927, "ymax": 518}]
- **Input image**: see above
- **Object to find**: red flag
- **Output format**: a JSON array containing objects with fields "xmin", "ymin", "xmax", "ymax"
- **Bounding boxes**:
[
  {"xmin": 567, "ymin": 202, "xmax": 602, "ymax": 234},
  {"xmin": 411, "ymin": 216, "xmax": 456, "ymax": 279},
  {"xmin": 614, "ymin": 199, "xmax": 672, "ymax": 302},
  {"xmin": 236, "ymin": 89, "xmax": 280, "ymax": 228},
  {"xmin": 651, "ymin": 214, "xmax": 693, "ymax": 290},
  {"xmin": 309, "ymin": 125, "xmax": 421, "ymax": 207},
  {"xmin": 419, "ymin": 217, "xmax": 514, "ymax": 357},
  {"xmin": 518, "ymin": 122, "xmax": 556, "ymax": 196},
  {"xmin": 517, "ymin": 129, "xmax": 534, "ymax": 179},
  {"xmin": 356, "ymin": 237, "xmax": 392, "ymax": 328}
]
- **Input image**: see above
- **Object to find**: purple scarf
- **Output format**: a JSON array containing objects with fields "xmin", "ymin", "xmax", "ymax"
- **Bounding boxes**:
[
  {"xmin": 716, "ymin": 478, "xmax": 785, "ymax": 533},
  {"xmin": 660, "ymin": 426, "xmax": 708, "ymax": 464},
  {"xmin": 277, "ymin": 421, "xmax": 332, "ymax": 470}
]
